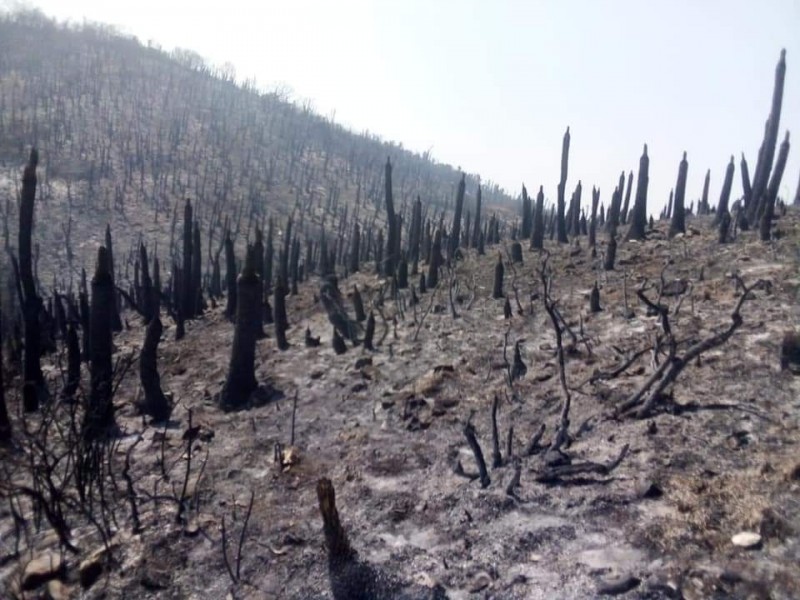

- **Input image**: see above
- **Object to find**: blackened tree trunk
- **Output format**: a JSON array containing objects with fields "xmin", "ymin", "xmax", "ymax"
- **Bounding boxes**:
[
  {"xmin": 626, "ymin": 145, "xmax": 650, "ymax": 241},
  {"xmin": 604, "ymin": 186, "xmax": 622, "ymax": 271},
  {"xmin": 713, "ymin": 156, "xmax": 736, "ymax": 226},
  {"xmin": 352, "ymin": 285, "xmax": 366, "ymax": 322},
  {"xmin": 181, "ymin": 199, "xmax": 194, "ymax": 319},
  {"xmin": 349, "ymin": 222, "xmax": 360, "ymax": 274},
  {"xmin": 224, "ymin": 231, "xmax": 237, "ymax": 320},
  {"xmin": 85, "ymin": 246, "xmax": 116, "ymax": 440},
  {"xmin": 0, "ymin": 306, "xmax": 10, "ymax": 442},
  {"xmin": 105, "ymin": 224, "xmax": 123, "ymax": 333},
  {"xmin": 264, "ymin": 219, "xmax": 274, "ymax": 295},
  {"xmin": 220, "ymin": 247, "xmax": 261, "ymax": 409},
  {"xmin": 588, "ymin": 186, "xmax": 599, "ymax": 248},
  {"xmin": 760, "ymin": 131, "xmax": 791, "ymax": 241},
  {"xmin": 520, "ymin": 184, "xmax": 532, "ymax": 239},
  {"xmin": 556, "ymin": 128, "xmax": 570, "ymax": 243},
  {"xmin": 740, "ymin": 153, "xmax": 752, "ymax": 219},
  {"xmin": 749, "ymin": 49, "xmax": 787, "ymax": 224},
  {"xmin": 471, "ymin": 185, "xmax": 482, "ymax": 249},
  {"xmin": 621, "ymin": 171, "xmax": 633, "ymax": 225},
  {"xmin": 79, "ymin": 268, "xmax": 90, "ymax": 361},
  {"xmin": 64, "ymin": 322, "xmax": 80, "ymax": 399},
  {"xmin": 274, "ymin": 276, "xmax": 289, "ymax": 351},
  {"xmin": 531, "ymin": 186, "xmax": 545, "ymax": 250},
  {"xmin": 426, "ymin": 229, "xmax": 443, "ymax": 289},
  {"xmin": 19, "ymin": 148, "xmax": 46, "ymax": 412},
  {"xmin": 492, "ymin": 254, "xmax": 505, "ymax": 299},
  {"xmin": 700, "ymin": 169, "xmax": 711, "ymax": 215},
  {"xmin": 409, "ymin": 197, "xmax": 422, "ymax": 271},
  {"xmin": 669, "ymin": 152, "xmax": 689, "ymax": 239},
  {"xmin": 139, "ymin": 243, "xmax": 154, "ymax": 323},
  {"xmin": 384, "ymin": 158, "xmax": 398, "ymax": 277},
  {"xmin": 140, "ymin": 316, "xmax": 172, "ymax": 421},
  {"xmin": 192, "ymin": 221, "xmax": 203, "ymax": 314},
  {"xmin": 569, "ymin": 181, "xmax": 582, "ymax": 238}
]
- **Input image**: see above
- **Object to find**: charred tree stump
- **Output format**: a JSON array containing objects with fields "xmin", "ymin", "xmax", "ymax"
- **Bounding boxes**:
[
  {"xmin": 463, "ymin": 422, "xmax": 491, "ymax": 488},
  {"xmin": 531, "ymin": 185, "xmax": 545, "ymax": 250},
  {"xmin": 332, "ymin": 328, "xmax": 347, "ymax": 355},
  {"xmin": 471, "ymin": 185, "xmax": 482, "ymax": 249},
  {"xmin": 669, "ymin": 152, "xmax": 688, "ymax": 239},
  {"xmin": 363, "ymin": 312, "xmax": 376, "ymax": 351},
  {"xmin": 220, "ymin": 248, "xmax": 261, "ymax": 410},
  {"xmin": 352, "ymin": 285, "xmax": 366, "ymax": 322},
  {"xmin": 510, "ymin": 241, "xmax": 523, "ymax": 264},
  {"xmin": 448, "ymin": 174, "xmax": 466, "ymax": 263},
  {"xmin": 0, "ymin": 306, "xmax": 10, "ymax": 442},
  {"xmin": 556, "ymin": 127, "xmax": 570, "ymax": 243},
  {"xmin": 181, "ymin": 199, "xmax": 194, "ymax": 319},
  {"xmin": 64, "ymin": 322, "xmax": 81, "ymax": 400},
  {"xmin": 19, "ymin": 148, "xmax": 47, "ymax": 412},
  {"xmin": 492, "ymin": 253, "xmax": 505, "ymax": 299},
  {"xmin": 84, "ymin": 246, "xmax": 117, "ymax": 441},
  {"xmin": 224, "ymin": 231, "xmax": 237, "ymax": 320},
  {"xmin": 274, "ymin": 276, "xmax": 290, "ymax": 351},
  {"xmin": 139, "ymin": 316, "xmax": 172, "ymax": 421},
  {"xmin": 760, "ymin": 131, "xmax": 790, "ymax": 241},
  {"xmin": 590, "ymin": 281, "xmax": 602, "ymax": 313},
  {"xmin": 426, "ymin": 229, "xmax": 443, "ymax": 289},
  {"xmin": 626, "ymin": 145, "xmax": 650, "ymax": 241},
  {"xmin": 713, "ymin": 156, "xmax": 736, "ymax": 227},
  {"xmin": 384, "ymin": 158, "xmax": 399, "ymax": 277}
]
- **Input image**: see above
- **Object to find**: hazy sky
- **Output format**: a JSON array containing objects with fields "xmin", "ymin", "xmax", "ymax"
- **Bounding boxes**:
[{"xmin": 19, "ymin": 0, "xmax": 800, "ymax": 213}]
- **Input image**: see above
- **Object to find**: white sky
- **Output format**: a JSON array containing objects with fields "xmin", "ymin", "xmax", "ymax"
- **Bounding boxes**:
[{"xmin": 16, "ymin": 0, "xmax": 800, "ymax": 212}]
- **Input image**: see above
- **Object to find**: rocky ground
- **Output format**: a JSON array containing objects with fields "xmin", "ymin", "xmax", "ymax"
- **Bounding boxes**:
[{"xmin": 2, "ymin": 211, "xmax": 800, "ymax": 599}]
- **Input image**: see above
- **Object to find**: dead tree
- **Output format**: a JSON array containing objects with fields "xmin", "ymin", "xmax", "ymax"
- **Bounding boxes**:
[
  {"xmin": 556, "ymin": 127, "xmax": 570, "ymax": 243},
  {"xmin": 84, "ymin": 246, "xmax": 117, "ymax": 440},
  {"xmin": 759, "ymin": 131, "xmax": 790, "ymax": 242},
  {"xmin": 274, "ymin": 275, "xmax": 289, "ymax": 351},
  {"xmin": 383, "ymin": 158, "xmax": 399, "ymax": 277},
  {"xmin": 426, "ymin": 229, "xmax": 443, "ymax": 289},
  {"xmin": 352, "ymin": 285, "xmax": 366, "ymax": 322},
  {"xmin": 626, "ymin": 145, "xmax": 650, "ymax": 241},
  {"xmin": 105, "ymin": 224, "xmax": 122, "ymax": 332},
  {"xmin": 492, "ymin": 253, "xmax": 504, "ymax": 299},
  {"xmin": 224, "ymin": 231, "xmax": 237, "ymax": 320},
  {"xmin": 713, "ymin": 156, "xmax": 736, "ymax": 227},
  {"xmin": 617, "ymin": 276, "xmax": 764, "ymax": 418},
  {"xmin": 181, "ymin": 199, "xmax": 194, "ymax": 319},
  {"xmin": 18, "ymin": 148, "xmax": 47, "ymax": 412},
  {"xmin": 668, "ymin": 152, "xmax": 688, "ymax": 238},
  {"xmin": 471, "ymin": 185, "xmax": 482, "ymax": 249},
  {"xmin": 0, "ymin": 304, "xmax": 10, "ymax": 442},
  {"xmin": 748, "ymin": 49, "xmax": 786, "ymax": 224},
  {"xmin": 448, "ymin": 173, "xmax": 466, "ymax": 263},
  {"xmin": 139, "ymin": 316, "xmax": 172, "ymax": 421},
  {"xmin": 531, "ymin": 185, "xmax": 545, "ymax": 250},
  {"xmin": 220, "ymin": 247, "xmax": 261, "ymax": 409},
  {"xmin": 590, "ymin": 281, "xmax": 601, "ymax": 313}
]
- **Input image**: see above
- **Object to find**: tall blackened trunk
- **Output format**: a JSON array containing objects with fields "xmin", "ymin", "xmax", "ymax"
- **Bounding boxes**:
[
  {"xmin": 349, "ymin": 222, "xmax": 360, "ymax": 274},
  {"xmin": 700, "ymin": 169, "xmax": 711, "ymax": 215},
  {"xmin": 531, "ymin": 186, "xmax": 545, "ymax": 250},
  {"xmin": 19, "ymin": 148, "xmax": 46, "ymax": 412},
  {"xmin": 520, "ymin": 185, "xmax": 532, "ymax": 239},
  {"xmin": 714, "ymin": 156, "xmax": 736, "ymax": 226},
  {"xmin": 0, "ymin": 306, "xmax": 10, "ymax": 442},
  {"xmin": 669, "ymin": 152, "xmax": 689, "ymax": 239},
  {"xmin": 85, "ymin": 247, "xmax": 116, "ymax": 440},
  {"xmin": 621, "ymin": 171, "xmax": 633, "ymax": 225},
  {"xmin": 192, "ymin": 221, "xmax": 203, "ymax": 314},
  {"xmin": 588, "ymin": 187, "xmax": 599, "ymax": 248},
  {"xmin": 492, "ymin": 254, "xmax": 504, "ymax": 299},
  {"xmin": 626, "ymin": 145, "xmax": 650, "ymax": 241},
  {"xmin": 384, "ymin": 158, "xmax": 398, "ymax": 277},
  {"xmin": 760, "ymin": 131, "xmax": 791, "ymax": 241},
  {"xmin": 749, "ymin": 49, "xmax": 787, "ymax": 224},
  {"xmin": 274, "ymin": 276, "xmax": 289, "ymax": 351},
  {"xmin": 105, "ymin": 224, "xmax": 122, "ymax": 332},
  {"xmin": 556, "ymin": 128, "xmax": 570, "ymax": 243},
  {"xmin": 409, "ymin": 197, "xmax": 422, "ymax": 271},
  {"xmin": 140, "ymin": 316, "xmax": 171, "ymax": 421},
  {"xmin": 426, "ymin": 229, "xmax": 443, "ymax": 289},
  {"xmin": 224, "ymin": 232, "xmax": 237, "ymax": 320},
  {"xmin": 220, "ymin": 247, "xmax": 261, "ymax": 409},
  {"xmin": 604, "ymin": 186, "xmax": 622, "ymax": 271},
  {"xmin": 471, "ymin": 185, "xmax": 482, "ymax": 249},
  {"xmin": 448, "ymin": 174, "xmax": 466, "ymax": 262},
  {"xmin": 181, "ymin": 199, "xmax": 194, "ymax": 319},
  {"xmin": 139, "ymin": 243, "xmax": 154, "ymax": 323}
]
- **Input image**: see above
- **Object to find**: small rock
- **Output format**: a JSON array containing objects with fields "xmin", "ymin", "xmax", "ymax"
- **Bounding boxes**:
[
  {"xmin": 597, "ymin": 574, "xmax": 641, "ymax": 595},
  {"xmin": 467, "ymin": 571, "xmax": 492, "ymax": 593},
  {"xmin": 731, "ymin": 531, "xmax": 762, "ymax": 549},
  {"xmin": 44, "ymin": 580, "xmax": 70, "ymax": 600},
  {"xmin": 22, "ymin": 552, "xmax": 65, "ymax": 591},
  {"xmin": 354, "ymin": 357, "xmax": 373, "ymax": 369},
  {"xmin": 638, "ymin": 481, "xmax": 664, "ymax": 499}
]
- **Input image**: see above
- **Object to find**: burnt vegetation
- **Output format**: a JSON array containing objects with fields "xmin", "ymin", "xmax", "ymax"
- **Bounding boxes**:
[{"xmin": 0, "ymin": 10, "xmax": 799, "ymax": 600}]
